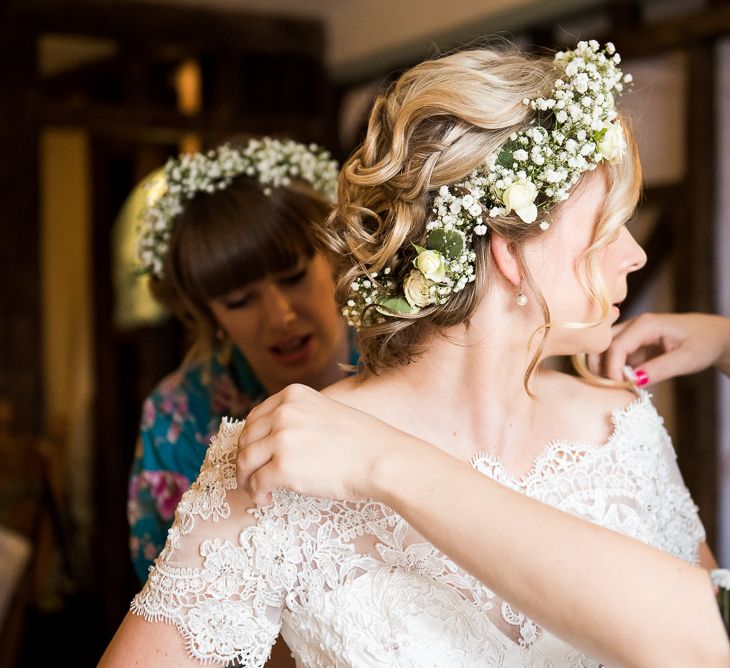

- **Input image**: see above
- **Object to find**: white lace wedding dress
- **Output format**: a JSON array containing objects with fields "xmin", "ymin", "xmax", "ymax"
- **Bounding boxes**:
[{"xmin": 131, "ymin": 391, "xmax": 704, "ymax": 667}]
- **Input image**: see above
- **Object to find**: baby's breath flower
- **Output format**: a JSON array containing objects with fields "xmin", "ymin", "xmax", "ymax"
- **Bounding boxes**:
[
  {"xmin": 136, "ymin": 138, "xmax": 339, "ymax": 278},
  {"xmin": 345, "ymin": 41, "xmax": 630, "ymax": 328}
]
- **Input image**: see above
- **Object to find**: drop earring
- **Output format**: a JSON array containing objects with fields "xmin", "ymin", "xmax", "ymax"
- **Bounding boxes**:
[
  {"xmin": 516, "ymin": 284, "xmax": 528, "ymax": 307},
  {"xmin": 215, "ymin": 328, "xmax": 232, "ymax": 365}
]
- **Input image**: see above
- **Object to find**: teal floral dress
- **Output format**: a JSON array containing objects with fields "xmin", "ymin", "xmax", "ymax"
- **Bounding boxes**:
[
  {"xmin": 128, "ymin": 346, "xmax": 267, "ymax": 582},
  {"xmin": 128, "ymin": 343, "xmax": 358, "ymax": 583}
]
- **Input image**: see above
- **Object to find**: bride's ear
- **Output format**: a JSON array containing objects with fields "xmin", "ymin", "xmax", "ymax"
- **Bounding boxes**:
[{"xmin": 490, "ymin": 234, "xmax": 522, "ymax": 287}]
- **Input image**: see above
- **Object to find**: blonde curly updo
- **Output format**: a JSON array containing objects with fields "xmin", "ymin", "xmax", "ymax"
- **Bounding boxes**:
[{"xmin": 319, "ymin": 45, "xmax": 641, "ymax": 375}]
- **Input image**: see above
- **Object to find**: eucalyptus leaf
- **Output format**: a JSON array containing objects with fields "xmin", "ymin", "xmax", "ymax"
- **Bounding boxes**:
[
  {"xmin": 497, "ymin": 149, "xmax": 514, "ymax": 168},
  {"xmin": 427, "ymin": 229, "xmax": 465, "ymax": 259},
  {"xmin": 375, "ymin": 297, "xmax": 418, "ymax": 316}
]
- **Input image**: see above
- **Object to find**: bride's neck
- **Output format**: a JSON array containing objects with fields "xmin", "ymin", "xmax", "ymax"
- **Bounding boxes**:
[{"xmin": 361, "ymin": 294, "xmax": 547, "ymax": 456}]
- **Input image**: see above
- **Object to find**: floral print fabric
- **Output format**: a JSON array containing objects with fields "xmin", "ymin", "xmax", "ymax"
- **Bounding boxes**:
[
  {"xmin": 128, "ymin": 341, "xmax": 359, "ymax": 582},
  {"xmin": 128, "ymin": 346, "xmax": 266, "ymax": 581}
]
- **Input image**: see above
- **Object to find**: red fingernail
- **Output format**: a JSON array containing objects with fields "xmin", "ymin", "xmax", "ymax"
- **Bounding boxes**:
[{"xmin": 634, "ymin": 368, "xmax": 649, "ymax": 387}]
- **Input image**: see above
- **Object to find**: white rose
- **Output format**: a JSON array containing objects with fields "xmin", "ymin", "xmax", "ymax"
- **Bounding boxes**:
[
  {"xmin": 415, "ymin": 249, "xmax": 447, "ymax": 283},
  {"xmin": 403, "ymin": 270, "xmax": 432, "ymax": 308},
  {"xmin": 598, "ymin": 123, "xmax": 626, "ymax": 164},
  {"xmin": 501, "ymin": 179, "xmax": 538, "ymax": 224}
]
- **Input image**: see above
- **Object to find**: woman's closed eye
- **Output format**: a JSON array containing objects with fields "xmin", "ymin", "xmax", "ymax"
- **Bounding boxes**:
[
  {"xmin": 219, "ymin": 267, "xmax": 308, "ymax": 310},
  {"xmin": 222, "ymin": 292, "xmax": 254, "ymax": 310},
  {"xmin": 277, "ymin": 266, "xmax": 308, "ymax": 286}
]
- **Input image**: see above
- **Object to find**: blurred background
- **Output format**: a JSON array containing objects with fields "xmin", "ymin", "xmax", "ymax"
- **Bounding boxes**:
[{"xmin": 0, "ymin": 0, "xmax": 728, "ymax": 665}]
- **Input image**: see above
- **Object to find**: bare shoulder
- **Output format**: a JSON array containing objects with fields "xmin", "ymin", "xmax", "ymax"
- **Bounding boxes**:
[
  {"xmin": 320, "ymin": 373, "xmax": 386, "ymax": 413},
  {"xmin": 536, "ymin": 369, "xmax": 641, "ymax": 444},
  {"xmin": 540, "ymin": 369, "xmax": 638, "ymax": 411},
  {"xmin": 320, "ymin": 373, "xmax": 361, "ymax": 403}
]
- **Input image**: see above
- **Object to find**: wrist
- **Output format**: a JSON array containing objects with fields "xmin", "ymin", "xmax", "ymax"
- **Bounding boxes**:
[{"xmin": 366, "ymin": 431, "xmax": 422, "ymax": 506}]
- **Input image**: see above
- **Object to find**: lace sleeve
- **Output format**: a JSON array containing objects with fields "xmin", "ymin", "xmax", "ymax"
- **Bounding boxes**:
[
  {"xmin": 130, "ymin": 418, "xmax": 284, "ymax": 667},
  {"xmin": 655, "ymin": 420, "xmax": 706, "ymax": 563}
]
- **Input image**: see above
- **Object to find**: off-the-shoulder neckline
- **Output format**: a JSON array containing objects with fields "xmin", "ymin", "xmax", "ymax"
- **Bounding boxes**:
[{"xmin": 469, "ymin": 389, "xmax": 655, "ymax": 488}]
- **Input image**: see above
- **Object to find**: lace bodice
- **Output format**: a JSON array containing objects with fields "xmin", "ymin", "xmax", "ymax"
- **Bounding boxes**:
[{"xmin": 131, "ymin": 392, "xmax": 704, "ymax": 667}]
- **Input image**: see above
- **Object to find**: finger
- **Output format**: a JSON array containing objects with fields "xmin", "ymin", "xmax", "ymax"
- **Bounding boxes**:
[
  {"xmin": 245, "ymin": 391, "xmax": 286, "ymax": 424},
  {"xmin": 246, "ymin": 383, "xmax": 315, "ymax": 425},
  {"xmin": 634, "ymin": 348, "xmax": 695, "ymax": 386},
  {"xmin": 239, "ymin": 412, "xmax": 273, "ymax": 449},
  {"xmin": 586, "ymin": 352, "xmax": 602, "ymax": 376},
  {"xmin": 247, "ymin": 460, "xmax": 280, "ymax": 506},
  {"xmin": 604, "ymin": 316, "xmax": 664, "ymax": 381},
  {"xmin": 624, "ymin": 345, "xmax": 657, "ymax": 369},
  {"xmin": 236, "ymin": 438, "xmax": 274, "ymax": 490},
  {"xmin": 610, "ymin": 319, "xmax": 630, "ymax": 338},
  {"xmin": 614, "ymin": 314, "xmax": 670, "ymax": 351},
  {"xmin": 603, "ymin": 323, "xmax": 637, "ymax": 381},
  {"xmin": 603, "ymin": 341, "xmax": 631, "ymax": 381},
  {"xmin": 599, "ymin": 319, "xmax": 630, "ymax": 376}
]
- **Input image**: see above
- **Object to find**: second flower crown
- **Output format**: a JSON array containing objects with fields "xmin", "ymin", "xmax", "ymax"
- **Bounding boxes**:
[
  {"xmin": 343, "ymin": 40, "xmax": 632, "ymax": 328},
  {"xmin": 136, "ymin": 137, "xmax": 339, "ymax": 278}
]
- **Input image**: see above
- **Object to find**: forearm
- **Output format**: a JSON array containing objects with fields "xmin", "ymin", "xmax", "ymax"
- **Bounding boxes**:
[
  {"xmin": 373, "ymin": 437, "xmax": 729, "ymax": 667},
  {"xmin": 99, "ymin": 612, "xmax": 210, "ymax": 667}
]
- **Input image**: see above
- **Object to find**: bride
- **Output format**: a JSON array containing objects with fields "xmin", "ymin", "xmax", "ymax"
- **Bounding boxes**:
[{"xmin": 101, "ymin": 41, "xmax": 726, "ymax": 666}]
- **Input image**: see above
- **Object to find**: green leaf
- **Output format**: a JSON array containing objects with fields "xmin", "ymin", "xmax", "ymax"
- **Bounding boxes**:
[
  {"xmin": 427, "ymin": 229, "xmax": 465, "ymax": 259},
  {"xmin": 375, "ymin": 297, "xmax": 418, "ymax": 315},
  {"xmin": 497, "ymin": 149, "xmax": 514, "ymax": 168},
  {"xmin": 412, "ymin": 244, "xmax": 427, "ymax": 254}
]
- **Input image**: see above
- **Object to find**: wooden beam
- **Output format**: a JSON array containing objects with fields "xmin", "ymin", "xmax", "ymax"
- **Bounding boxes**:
[
  {"xmin": 0, "ymin": 23, "xmax": 42, "ymax": 435},
  {"xmin": 39, "ymin": 54, "xmax": 120, "ymax": 93},
  {"xmin": 607, "ymin": 0, "xmax": 642, "ymax": 29},
  {"xmin": 672, "ymin": 43, "xmax": 718, "ymax": 547},
  {"xmin": 7, "ymin": 0, "xmax": 324, "ymax": 60},
  {"xmin": 36, "ymin": 98, "xmax": 326, "ymax": 144},
  {"xmin": 88, "ymin": 138, "xmax": 139, "ymax": 631},
  {"xmin": 606, "ymin": 4, "xmax": 730, "ymax": 57}
]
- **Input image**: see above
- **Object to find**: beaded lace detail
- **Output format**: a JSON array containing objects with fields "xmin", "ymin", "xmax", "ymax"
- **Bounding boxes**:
[{"xmin": 131, "ymin": 392, "xmax": 704, "ymax": 667}]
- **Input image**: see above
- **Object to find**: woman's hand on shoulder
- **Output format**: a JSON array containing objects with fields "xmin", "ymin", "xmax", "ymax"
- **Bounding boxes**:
[
  {"xmin": 236, "ymin": 384, "xmax": 407, "ymax": 505},
  {"xmin": 592, "ymin": 312, "xmax": 730, "ymax": 385}
]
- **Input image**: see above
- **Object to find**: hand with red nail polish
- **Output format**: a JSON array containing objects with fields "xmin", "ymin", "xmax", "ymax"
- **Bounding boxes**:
[
  {"xmin": 633, "ymin": 368, "xmax": 649, "ymax": 387},
  {"xmin": 601, "ymin": 313, "xmax": 730, "ymax": 386}
]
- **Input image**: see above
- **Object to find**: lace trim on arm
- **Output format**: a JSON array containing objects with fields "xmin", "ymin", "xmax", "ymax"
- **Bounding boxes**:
[{"xmin": 130, "ymin": 418, "xmax": 283, "ymax": 667}]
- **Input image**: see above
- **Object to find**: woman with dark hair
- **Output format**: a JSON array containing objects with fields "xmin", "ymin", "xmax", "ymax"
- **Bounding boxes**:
[{"xmin": 128, "ymin": 138, "xmax": 355, "ymax": 582}]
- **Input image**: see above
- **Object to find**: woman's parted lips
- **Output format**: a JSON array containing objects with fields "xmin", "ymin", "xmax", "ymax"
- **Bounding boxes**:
[{"xmin": 269, "ymin": 334, "xmax": 312, "ymax": 355}]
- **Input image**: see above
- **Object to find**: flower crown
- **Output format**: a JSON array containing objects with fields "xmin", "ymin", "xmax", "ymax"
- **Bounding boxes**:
[
  {"xmin": 344, "ymin": 40, "xmax": 632, "ymax": 328},
  {"xmin": 136, "ymin": 137, "xmax": 339, "ymax": 278}
]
